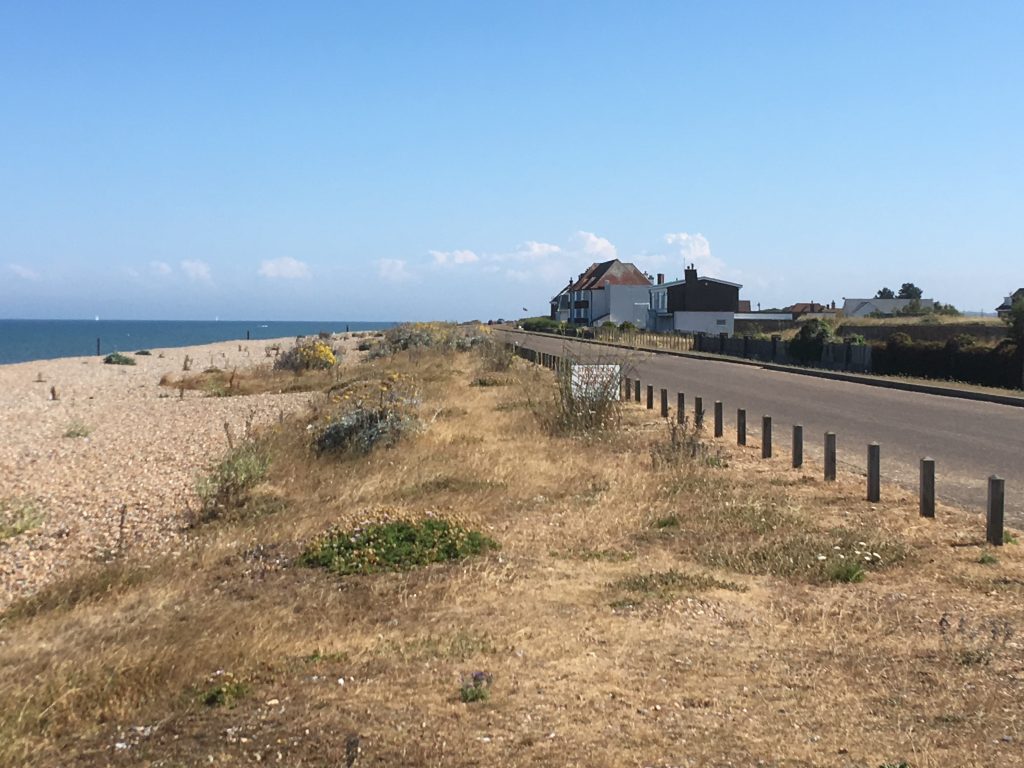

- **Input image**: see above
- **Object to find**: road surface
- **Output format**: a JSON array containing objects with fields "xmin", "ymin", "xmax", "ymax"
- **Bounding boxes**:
[{"xmin": 501, "ymin": 331, "xmax": 1024, "ymax": 527}]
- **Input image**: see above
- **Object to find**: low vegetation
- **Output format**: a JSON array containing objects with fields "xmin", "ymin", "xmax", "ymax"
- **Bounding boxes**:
[
  {"xmin": 0, "ymin": 499, "xmax": 43, "ymax": 541},
  {"xmin": 2, "ymin": 326, "xmax": 1022, "ymax": 767},
  {"xmin": 102, "ymin": 351, "xmax": 135, "ymax": 365}
]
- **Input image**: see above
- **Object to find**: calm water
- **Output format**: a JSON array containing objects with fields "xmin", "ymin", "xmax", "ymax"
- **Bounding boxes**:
[{"xmin": 0, "ymin": 319, "xmax": 397, "ymax": 365}]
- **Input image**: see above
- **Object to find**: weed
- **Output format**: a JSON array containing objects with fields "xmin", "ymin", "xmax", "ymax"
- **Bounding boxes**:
[
  {"xmin": 301, "ymin": 518, "xmax": 497, "ymax": 575},
  {"xmin": 459, "ymin": 671, "xmax": 493, "ymax": 703},
  {"xmin": 275, "ymin": 338, "xmax": 338, "ymax": 372},
  {"xmin": 472, "ymin": 376, "xmax": 508, "ymax": 387},
  {"xmin": 0, "ymin": 499, "xmax": 43, "ymax": 541},
  {"xmin": 978, "ymin": 551, "xmax": 999, "ymax": 565},
  {"xmin": 1004, "ymin": 531, "xmax": 1019, "ymax": 545},
  {"xmin": 315, "ymin": 402, "xmax": 418, "ymax": 456},
  {"xmin": 535, "ymin": 355, "xmax": 623, "ymax": 435},
  {"xmin": 135, "ymin": 349, "xmax": 152, "ymax": 355},
  {"xmin": 878, "ymin": 763, "xmax": 910, "ymax": 768},
  {"xmin": 478, "ymin": 338, "xmax": 514, "ymax": 372},
  {"xmin": 103, "ymin": 352, "xmax": 135, "ymax": 365},
  {"xmin": 611, "ymin": 569, "xmax": 746, "ymax": 607},
  {"xmin": 939, "ymin": 613, "xmax": 1014, "ymax": 666},
  {"xmin": 650, "ymin": 420, "xmax": 726, "ymax": 470},
  {"xmin": 826, "ymin": 560, "xmax": 865, "ymax": 583},
  {"xmin": 200, "ymin": 676, "xmax": 248, "ymax": 708},
  {"xmin": 652, "ymin": 515, "xmax": 680, "ymax": 529},
  {"xmin": 63, "ymin": 420, "xmax": 92, "ymax": 438},
  {"xmin": 193, "ymin": 442, "xmax": 269, "ymax": 524}
]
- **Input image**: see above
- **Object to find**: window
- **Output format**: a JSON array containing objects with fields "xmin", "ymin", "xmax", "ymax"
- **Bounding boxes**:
[{"xmin": 716, "ymin": 319, "xmax": 727, "ymax": 326}]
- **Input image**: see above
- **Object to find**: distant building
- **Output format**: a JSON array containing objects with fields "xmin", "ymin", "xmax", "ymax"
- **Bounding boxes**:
[
  {"xmin": 549, "ymin": 259, "xmax": 652, "ymax": 326},
  {"xmin": 648, "ymin": 265, "xmax": 741, "ymax": 335},
  {"xmin": 842, "ymin": 298, "xmax": 935, "ymax": 318},
  {"xmin": 996, "ymin": 289, "xmax": 1024, "ymax": 318}
]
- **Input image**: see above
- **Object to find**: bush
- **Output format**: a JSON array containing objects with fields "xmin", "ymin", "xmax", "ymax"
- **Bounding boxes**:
[
  {"xmin": 314, "ymin": 400, "xmax": 417, "ymax": 456},
  {"xmin": 274, "ymin": 338, "xmax": 337, "ymax": 372},
  {"xmin": 787, "ymin": 319, "xmax": 836, "ymax": 363},
  {"xmin": 300, "ymin": 518, "xmax": 497, "ymax": 575},
  {"xmin": 103, "ymin": 352, "xmax": 135, "ymax": 366},
  {"xmin": 194, "ymin": 443, "xmax": 269, "ymax": 523},
  {"xmin": 134, "ymin": 349, "xmax": 152, "ymax": 355}
]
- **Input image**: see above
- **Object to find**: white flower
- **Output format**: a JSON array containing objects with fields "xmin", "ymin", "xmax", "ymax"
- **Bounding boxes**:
[{"xmin": 816, "ymin": 554, "xmax": 827, "ymax": 561}]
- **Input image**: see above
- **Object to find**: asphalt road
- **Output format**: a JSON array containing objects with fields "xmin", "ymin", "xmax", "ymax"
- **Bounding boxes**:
[{"xmin": 500, "ymin": 331, "xmax": 1024, "ymax": 527}]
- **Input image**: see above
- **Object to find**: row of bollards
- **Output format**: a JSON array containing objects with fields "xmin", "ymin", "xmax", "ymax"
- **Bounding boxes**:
[
  {"xmin": 622, "ymin": 370, "xmax": 1009, "ymax": 548},
  {"xmin": 515, "ymin": 347, "xmax": 1009, "ymax": 548}
]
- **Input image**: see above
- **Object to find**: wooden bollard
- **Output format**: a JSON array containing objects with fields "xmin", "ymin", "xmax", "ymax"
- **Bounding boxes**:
[
  {"xmin": 737, "ymin": 409, "xmax": 746, "ymax": 445},
  {"xmin": 761, "ymin": 416, "xmax": 772, "ymax": 458},
  {"xmin": 714, "ymin": 401, "xmax": 723, "ymax": 437},
  {"xmin": 634, "ymin": 379, "xmax": 641, "ymax": 403},
  {"xmin": 792, "ymin": 425, "xmax": 803, "ymax": 468},
  {"xmin": 677, "ymin": 393, "xmax": 685, "ymax": 425},
  {"xmin": 624, "ymin": 377, "xmax": 632, "ymax": 399},
  {"xmin": 660, "ymin": 388, "xmax": 668, "ymax": 418},
  {"xmin": 646, "ymin": 385, "xmax": 654, "ymax": 410},
  {"xmin": 987, "ymin": 475, "xmax": 1005, "ymax": 546},
  {"xmin": 96, "ymin": 337, "xmax": 101, "ymax": 356},
  {"xmin": 694, "ymin": 397, "xmax": 704, "ymax": 430},
  {"xmin": 867, "ymin": 443, "xmax": 881, "ymax": 502},
  {"xmin": 824, "ymin": 432, "xmax": 837, "ymax": 481},
  {"xmin": 920, "ymin": 458, "xmax": 935, "ymax": 518}
]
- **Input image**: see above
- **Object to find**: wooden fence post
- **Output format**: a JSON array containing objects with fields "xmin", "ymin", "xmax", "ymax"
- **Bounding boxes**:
[
  {"xmin": 634, "ymin": 379, "xmax": 641, "ymax": 403},
  {"xmin": 920, "ymin": 458, "xmax": 935, "ymax": 518},
  {"xmin": 792, "ymin": 425, "xmax": 803, "ymax": 468},
  {"xmin": 646, "ymin": 385, "xmax": 654, "ymax": 410},
  {"xmin": 824, "ymin": 432, "xmax": 837, "ymax": 481},
  {"xmin": 867, "ymin": 443, "xmax": 881, "ymax": 502},
  {"xmin": 694, "ymin": 397, "xmax": 704, "ymax": 430},
  {"xmin": 737, "ymin": 409, "xmax": 746, "ymax": 446},
  {"xmin": 987, "ymin": 476, "xmax": 1005, "ymax": 546},
  {"xmin": 761, "ymin": 416, "xmax": 772, "ymax": 459},
  {"xmin": 714, "ymin": 401, "xmax": 723, "ymax": 437},
  {"xmin": 677, "ymin": 393, "xmax": 685, "ymax": 425},
  {"xmin": 660, "ymin": 388, "xmax": 669, "ymax": 418}
]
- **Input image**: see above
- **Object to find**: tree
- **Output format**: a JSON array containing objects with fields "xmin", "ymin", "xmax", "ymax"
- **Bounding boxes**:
[
  {"xmin": 875, "ymin": 287, "xmax": 895, "ymax": 299},
  {"xmin": 898, "ymin": 282, "xmax": 923, "ymax": 300},
  {"xmin": 1006, "ymin": 298, "xmax": 1024, "ymax": 346}
]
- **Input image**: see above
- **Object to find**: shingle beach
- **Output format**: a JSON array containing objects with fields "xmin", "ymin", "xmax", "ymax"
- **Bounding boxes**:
[{"xmin": 0, "ymin": 336, "xmax": 357, "ymax": 610}]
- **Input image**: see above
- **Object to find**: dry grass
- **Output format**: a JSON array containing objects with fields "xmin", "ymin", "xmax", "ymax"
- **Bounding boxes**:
[{"xmin": 1, "ymin": 342, "xmax": 1023, "ymax": 767}]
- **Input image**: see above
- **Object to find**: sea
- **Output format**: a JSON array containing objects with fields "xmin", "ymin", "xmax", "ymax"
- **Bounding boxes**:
[{"xmin": 0, "ymin": 319, "xmax": 397, "ymax": 365}]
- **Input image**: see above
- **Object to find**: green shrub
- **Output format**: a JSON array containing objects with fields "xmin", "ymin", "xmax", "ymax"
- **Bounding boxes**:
[
  {"xmin": 459, "ymin": 671, "xmax": 493, "ymax": 703},
  {"xmin": 301, "ymin": 518, "xmax": 497, "ymax": 575},
  {"xmin": 134, "ymin": 349, "xmax": 152, "ymax": 355},
  {"xmin": 0, "ymin": 499, "xmax": 43, "ymax": 541},
  {"xmin": 103, "ymin": 352, "xmax": 135, "ymax": 366},
  {"xmin": 787, "ymin": 319, "xmax": 836, "ymax": 363},
  {"xmin": 314, "ymin": 401, "xmax": 417, "ymax": 456},
  {"xmin": 194, "ymin": 443, "xmax": 269, "ymax": 523},
  {"xmin": 274, "ymin": 338, "xmax": 337, "ymax": 371},
  {"xmin": 538, "ymin": 358, "xmax": 622, "ymax": 435}
]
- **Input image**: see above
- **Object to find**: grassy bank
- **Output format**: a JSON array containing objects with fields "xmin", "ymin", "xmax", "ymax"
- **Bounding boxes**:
[{"xmin": 1, "ymin": 327, "xmax": 1022, "ymax": 767}]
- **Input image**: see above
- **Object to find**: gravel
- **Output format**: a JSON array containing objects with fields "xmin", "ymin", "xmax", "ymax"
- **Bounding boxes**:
[{"xmin": 0, "ymin": 337, "xmax": 351, "ymax": 610}]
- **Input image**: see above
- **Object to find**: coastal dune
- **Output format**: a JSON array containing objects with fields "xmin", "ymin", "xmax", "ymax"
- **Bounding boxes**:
[{"xmin": 0, "ymin": 336, "xmax": 355, "ymax": 609}]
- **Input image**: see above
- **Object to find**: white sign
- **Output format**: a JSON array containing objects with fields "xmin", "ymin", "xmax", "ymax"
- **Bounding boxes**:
[{"xmin": 571, "ymin": 364, "xmax": 621, "ymax": 401}]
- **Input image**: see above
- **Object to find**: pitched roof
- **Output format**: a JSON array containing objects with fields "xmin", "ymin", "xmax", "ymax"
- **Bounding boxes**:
[
  {"xmin": 569, "ymin": 260, "xmax": 651, "ymax": 291},
  {"xmin": 996, "ymin": 288, "xmax": 1024, "ymax": 311}
]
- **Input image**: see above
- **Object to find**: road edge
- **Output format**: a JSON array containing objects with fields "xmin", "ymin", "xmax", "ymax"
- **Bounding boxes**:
[{"xmin": 502, "ymin": 328, "xmax": 1024, "ymax": 409}]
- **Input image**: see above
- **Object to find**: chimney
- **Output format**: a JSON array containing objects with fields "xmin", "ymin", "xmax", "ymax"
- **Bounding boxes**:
[{"xmin": 656, "ymin": 273, "xmax": 665, "ymax": 285}]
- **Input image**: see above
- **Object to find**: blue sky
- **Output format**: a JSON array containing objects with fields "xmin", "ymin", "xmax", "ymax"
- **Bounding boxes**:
[{"xmin": 2, "ymin": 1, "xmax": 1021, "ymax": 320}]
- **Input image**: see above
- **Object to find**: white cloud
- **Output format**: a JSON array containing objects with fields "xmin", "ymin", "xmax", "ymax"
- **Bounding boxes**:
[
  {"xmin": 663, "ymin": 232, "xmax": 727, "ymax": 277},
  {"xmin": 576, "ymin": 231, "xmax": 617, "ymax": 260},
  {"xmin": 519, "ymin": 241, "xmax": 562, "ymax": 260},
  {"xmin": 258, "ymin": 256, "xmax": 311, "ymax": 279},
  {"xmin": 378, "ymin": 258, "xmax": 412, "ymax": 282},
  {"xmin": 430, "ymin": 249, "xmax": 479, "ymax": 267},
  {"xmin": 7, "ymin": 264, "xmax": 39, "ymax": 280},
  {"xmin": 149, "ymin": 260, "xmax": 172, "ymax": 276},
  {"xmin": 180, "ymin": 259, "xmax": 212, "ymax": 282}
]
